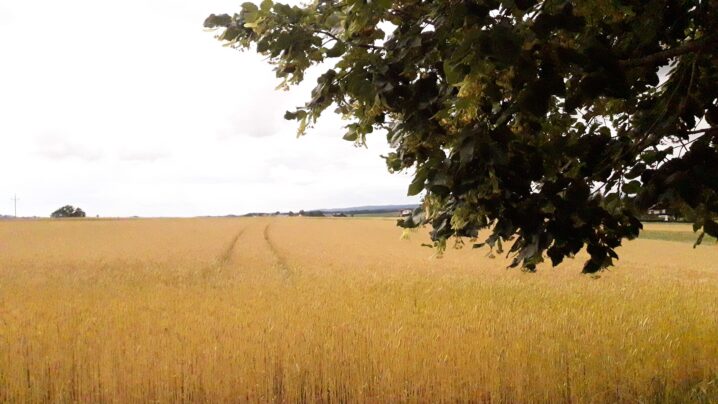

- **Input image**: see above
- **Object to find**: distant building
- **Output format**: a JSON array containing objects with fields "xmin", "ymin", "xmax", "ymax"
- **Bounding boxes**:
[{"xmin": 647, "ymin": 203, "xmax": 674, "ymax": 222}]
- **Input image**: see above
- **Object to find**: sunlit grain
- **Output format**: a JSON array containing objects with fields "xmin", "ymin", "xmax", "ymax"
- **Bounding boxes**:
[{"xmin": 1, "ymin": 217, "xmax": 716, "ymax": 402}]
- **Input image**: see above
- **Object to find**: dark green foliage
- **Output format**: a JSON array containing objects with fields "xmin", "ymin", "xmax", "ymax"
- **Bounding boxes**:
[
  {"xmin": 299, "ymin": 210, "xmax": 325, "ymax": 217},
  {"xmin": 206, "ymin": 0, "xmax": 718, "ymax": 272},
  {"xmin": 51, "ymin": 205, "xmax": 86, "ymax": 218}
]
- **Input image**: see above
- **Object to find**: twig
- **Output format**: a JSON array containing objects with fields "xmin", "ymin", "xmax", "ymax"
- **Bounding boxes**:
[
  {"xmin": 683, "ymin": 126, "xmax": 716, "ymax": 135},
  {"xmin": 313, "ymin": 29, "xmax": 384, "ymax": 51},
  {"xmin": 619, "ymin": 35, "xmax": 715, "ymax": 67}
]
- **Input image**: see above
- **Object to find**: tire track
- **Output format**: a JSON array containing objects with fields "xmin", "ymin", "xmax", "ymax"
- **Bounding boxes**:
[
  {"xmin": 263, "ymin": 223, "xmax": 295, "ymax": 280},
  {"xmin": 200, "ymin": 228, "xmax": 246, "ymax": 280},
  {"xmin": 217, "ymin": 228, "xmax": 245, "ymax": 266}
]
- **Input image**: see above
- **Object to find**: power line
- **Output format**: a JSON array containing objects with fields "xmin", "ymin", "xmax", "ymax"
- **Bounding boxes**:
[{"xmin": 11, "ymin": 194, "xmax": 19, "ymax": 218}]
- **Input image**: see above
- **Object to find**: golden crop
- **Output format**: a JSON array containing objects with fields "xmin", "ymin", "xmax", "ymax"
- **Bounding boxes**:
[{"xmin": 1, "ymin": 217, "xmax": 717, "ymax": 402}]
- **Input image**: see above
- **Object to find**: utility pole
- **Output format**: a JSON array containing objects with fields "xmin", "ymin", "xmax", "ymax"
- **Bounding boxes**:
[{"xmin": 11, "ymin": 194, "xmax": 18, "ymax": 218}]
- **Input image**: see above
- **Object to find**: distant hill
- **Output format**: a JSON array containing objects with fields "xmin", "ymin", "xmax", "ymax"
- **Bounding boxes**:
[
  {"xmin": 320, "ymin": 204, "xmax": 419, "ymax": 213},
  {"xmin": 239, "ymin": 204, "xmax": 420, "ymax": 218},
  {"xmin": 319, "ymin": 204, "xmax": 419, "ymax": 215}
]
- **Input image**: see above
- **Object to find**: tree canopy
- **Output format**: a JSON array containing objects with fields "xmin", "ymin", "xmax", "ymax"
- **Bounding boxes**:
[
  {"xmin": 205, "ymin": 0, "xmax": 718, "ymax": 272},
  {"xmin": 51, "ymin": 205, "xmax": 86, "ymax": 218}
]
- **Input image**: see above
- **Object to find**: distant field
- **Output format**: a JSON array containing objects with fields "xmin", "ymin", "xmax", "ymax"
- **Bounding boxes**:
[
  {"xmin": 0, "ymin": 218, "xmax": 717, "ymax": 402},
  {"xmin": 350, "ymin": 211, "xmax": 400, "ymax": 217},
  {"xmin": 640, "ymin": 222, "xmax": 718, "ymax": 244}
]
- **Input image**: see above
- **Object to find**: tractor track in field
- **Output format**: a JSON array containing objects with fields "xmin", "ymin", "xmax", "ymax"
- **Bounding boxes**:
[
  {"xmin": 263, "ymin": 223, "xmax": 295, "ymax": 280},
  {"xmin": 217, "ymin": 227, "xmax": 246, "ymax": 266},
  {"xmin": 199, "ymin": 227, "xmax": 246, "ymax": 280}
]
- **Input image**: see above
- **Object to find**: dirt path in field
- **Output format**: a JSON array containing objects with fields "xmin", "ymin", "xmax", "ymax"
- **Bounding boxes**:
[
  {"xmin": 197, "ymin": 227, "xmax": 248, "ymax": 281},
  {"xmin": 217, "ymin": 228, "xmax": 246, "ymax": 266},
  {"xmin": 263, "ymin": 222, "xmax": 295, "ymax": 280},
  {"xmin": 208, "ymin": 219, "xmax": 297, "ymax": 282}
]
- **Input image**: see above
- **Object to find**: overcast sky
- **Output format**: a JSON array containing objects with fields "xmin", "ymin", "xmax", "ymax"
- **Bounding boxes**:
[{"xmin": 0, "ymin": 0, "xmax": 418, "ymax": 217}]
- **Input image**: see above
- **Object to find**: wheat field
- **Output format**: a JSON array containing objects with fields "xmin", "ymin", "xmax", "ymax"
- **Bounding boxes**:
[{"xmin": 0, "ymin": 217, "xmax": 717, "ymax": 403}]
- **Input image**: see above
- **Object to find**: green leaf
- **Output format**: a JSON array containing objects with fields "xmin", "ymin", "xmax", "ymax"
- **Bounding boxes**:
[
  {"xmin": 346, "ymin": 74, "xmax": 374, "ymax": 102},
  {"xmin": 625, "ymin": 163, "xmax": 646, "ymax": 179},
  {"xmin": 325, "ymin": 41, "xmax": 346, "ymax": 58},
  {"xmin": 489, "ymin": 23, "xmax": 521, "ymax": 64},
  {"xmin": 260, "ymin": 0, "xmax": 273, "ymax": 12},
  {"xmin": 622, "ymin": 180, "xmax": 641, "ymax": 195},
  {"xmin": 443, "ymin": 60, "xmax": 464, "ymax": 85},
  {"xmin": 518, "ymin": 81, "xmax": 551, "ymax": 117},
  {"xmin": 342, "ymin": 129, "xmax": 358, "ymax": 142},
  {"xmin": 408, "ymin": 167, "xmax": 429, "ymax": 196},
  {"xmin": 514, "ymin": 0, "xmax": 537, "ymax": 11},
  {"xmin": 705, "ymin": 220, "xmax": 718, "ymax": 238},
  {"xmin": 706, "ymin": 105, "xmax": 718, "ymax": 126},
  {"xmin": 603, "ymin": 192, "xmax": 620, "ymax": 212},
  {"xmin": 241, "ymin": 2, "xmax": 259, "ymax": 13},
  {"xmin": 204, "ymin": 14, "xmax": 232, "ymax": 28},
  {"xmin": 240, "ymin": 2, "xmax": 260, "ymax": 24},
  {"xmin": 459, "ymin": 138, "xmax": 475, "ymax": 165},
  {"xmin": 641, "ymin": 149, "xmax": 672, "ymax": 165}
]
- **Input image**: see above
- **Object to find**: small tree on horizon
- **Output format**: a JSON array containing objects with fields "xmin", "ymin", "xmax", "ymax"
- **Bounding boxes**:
[{"xmin": 51, "ymin": 205, "xmax": 86, "ymax": 218}]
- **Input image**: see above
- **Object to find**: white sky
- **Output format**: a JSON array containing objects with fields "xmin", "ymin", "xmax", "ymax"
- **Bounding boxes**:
[{"xmin": 0, "ymin": 0, "xmax": 418, "ymax": 217}]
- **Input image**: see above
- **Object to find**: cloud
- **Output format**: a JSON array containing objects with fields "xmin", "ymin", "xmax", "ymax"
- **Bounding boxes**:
[
  {"xmin": 213, "ymin": 64, "xmax": 315, "ymax": 139},
  {"xmin": 0, "ymin": 4, "xmax": 13, "ymax": 26},
  {"xmin": 35, "ymin": 136, "xmax": 104, "ymax": 161},
  {"xmin": 0, "ymin": 0, "xmax": 420, "ymax": 218},
  {"xmin": 217, "ymin": 107, "xmax": 288, "ymax": 139},
  {"xmin": 116, "ymin": 149, "xmax": 168, "ymax": 162}
]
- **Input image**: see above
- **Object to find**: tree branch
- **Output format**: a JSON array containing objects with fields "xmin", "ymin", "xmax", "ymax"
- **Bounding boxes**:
[
  {"xmin": 619, "ymin": 36, "xmax": 715, "ymax": 67},
  {"xmin": 684, "ymin": 126, "xmax": 716, "ymax": 135},
  {"xmin": 314, "ymin": 29, "xmax": 384, "ymax": 51}
]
